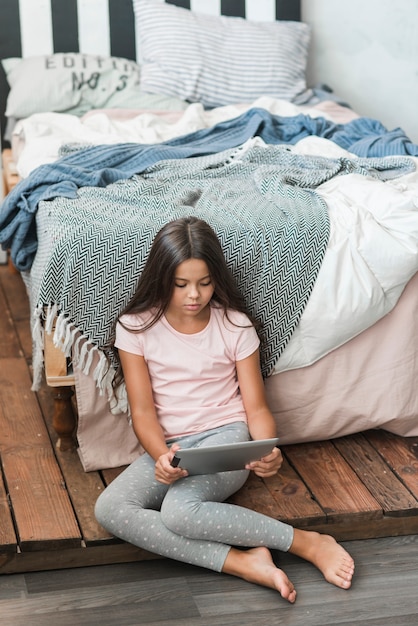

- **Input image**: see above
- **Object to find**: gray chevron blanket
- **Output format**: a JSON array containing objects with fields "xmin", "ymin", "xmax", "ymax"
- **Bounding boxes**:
[{"xmin": 30, "ymin": 140, "xmax": 407, "ymax": 405}]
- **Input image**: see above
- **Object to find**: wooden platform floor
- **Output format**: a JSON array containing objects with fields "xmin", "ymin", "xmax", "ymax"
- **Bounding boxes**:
[{"xmin": 1, "ymin": 265, "xmax": 418, "ymax": 575}]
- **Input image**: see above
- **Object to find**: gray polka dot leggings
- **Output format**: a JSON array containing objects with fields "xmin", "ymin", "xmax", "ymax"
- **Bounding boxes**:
[{"xmin": 95, "ymin": 421, "xmax": 294, "ymax": 572}]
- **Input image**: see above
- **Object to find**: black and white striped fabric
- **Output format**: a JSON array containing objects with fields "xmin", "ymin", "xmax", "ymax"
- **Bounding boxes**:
[
  {"xmin": 133, "ymin": 0, "xmax": 309, "ymax": 108},
  {"xmin": 0, "ymin": 0, "xmax": 301, "ymax": 145}
]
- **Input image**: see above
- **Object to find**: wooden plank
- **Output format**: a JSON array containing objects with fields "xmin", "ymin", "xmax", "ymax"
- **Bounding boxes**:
[
  {"xmin": 41, "ymin": 444, "xmax": 114, "ymax": 547},
  {"xmin": 44, "ymin": 326, "xmax": 75, "ymax": 386},
  {"xmin": 366, "ymin": 430, "xmax": 418, "ymax": 499},
  {"xmin": 0, "ymin": 542, "xmax": 157, "ymax": 575},
  {"xmin": 12, "ymin": 317, "xmax": 34, "ymax": 363},
  {"xmin": 260, "ymin": 456, "xmax": 326, "ymax": 526},
  {"xmin": 36, "ymin": 381, "xmax": 115, "ymax": 546},
  {"xmin": 0, "ymin": 423, "xmax": 18, "ymax": 552},
  {"xmin": 333, "ymin": 432, "xmax": 418, "ymax": 517},
  {"xmin": 1, "ymin": 451, "xmax": 81, "ymax": 551},
  {"xmin": 296, "ymin": 514, "xmax": 418, "ymax": 541},
  {"xmin": 0, "ymin": 357, "xmax": 81, "ymax": 551},
  {"xmin": 0, "ymin": 265, "xmax": 29, "ymax": 322},
  {"xmin": 228, "ymin": 472, "xmax": 286, "ymax": 519},
  {"xmin": 0, "ymin": 267, "xmax": 32, "ymax": 362},
  {"xmin": 229, "ymin": 456, "xmax": 328, "ymax": 526},
  {"xmin": 283, "ymin": 440, "xmax": 383, "ymax": 523},
  {"xmin": 0, "ymin": 271, "xmax": 22, "ymax": 358},
  {"xmin": 2, "ymin": 148, "xmax": 20, "ymax": 192},
  {"xmin": 44, "ymin": 328, "xmax": 69, "ymax": 379}
]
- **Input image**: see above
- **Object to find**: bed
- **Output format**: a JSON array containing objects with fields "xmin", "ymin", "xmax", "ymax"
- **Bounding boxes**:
[{"xmin": 1, "ymin": 0, "xmax": 418, "ymax": 472}]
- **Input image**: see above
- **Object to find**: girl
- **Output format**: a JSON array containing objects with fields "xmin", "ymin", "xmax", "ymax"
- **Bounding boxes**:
[{"xmin": 95, "ymin": 216, "xmax": 354, "ymax": 603}]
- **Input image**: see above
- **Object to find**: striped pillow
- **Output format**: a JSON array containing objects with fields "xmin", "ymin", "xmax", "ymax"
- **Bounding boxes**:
[{"xmin": 133, "ymin": 0, "xmax": 311, "ymax": 108}]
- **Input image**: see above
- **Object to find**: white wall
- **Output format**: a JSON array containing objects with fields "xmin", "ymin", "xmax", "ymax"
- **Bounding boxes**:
[{"xmin": 302, "ymin": 0, "xmax": 418, "ymax": 142}]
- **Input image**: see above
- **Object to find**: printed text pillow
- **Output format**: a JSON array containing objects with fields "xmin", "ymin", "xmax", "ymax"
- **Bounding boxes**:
[{"xmin": 2, "ymin": 53, "xmax": 142, "ymax": 118}]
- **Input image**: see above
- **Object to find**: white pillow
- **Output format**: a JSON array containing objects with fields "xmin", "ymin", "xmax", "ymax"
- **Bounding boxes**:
[
  {"xmin": 133, "ymin": 0, "xmax": 311, "ymax": 108},
  {"xmin": 2, "ymin": 53, "xmax": 144, "ymax": 118}
]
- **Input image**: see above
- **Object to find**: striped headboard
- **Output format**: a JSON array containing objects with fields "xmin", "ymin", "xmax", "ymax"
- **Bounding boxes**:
[{"xmin": 0, "ymin": 0, "xmax": 301, "ymax": 146}]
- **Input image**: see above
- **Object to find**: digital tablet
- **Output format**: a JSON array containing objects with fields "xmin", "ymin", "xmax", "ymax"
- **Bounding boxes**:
[{"xmin": 170, "ymin": 438, "xmax": 279, "ymax": 475}]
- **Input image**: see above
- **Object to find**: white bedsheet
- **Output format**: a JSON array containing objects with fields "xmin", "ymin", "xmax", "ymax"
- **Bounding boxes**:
[
  {"xmin": 274, "ymin": 139, "xmax": 418, "ymax": 371},
  {"xmin": 12, "ymin": 97, "xmax": 356, "ymax": 178}
]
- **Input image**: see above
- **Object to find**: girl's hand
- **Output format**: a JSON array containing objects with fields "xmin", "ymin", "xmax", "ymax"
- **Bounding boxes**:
[
  {"xmin": 246, "ymin": 446, "xmax": 283, "ymax": 478},
  {"xmin": 155, "ymin": 444, "xmax": 188, "ymax": 484}
]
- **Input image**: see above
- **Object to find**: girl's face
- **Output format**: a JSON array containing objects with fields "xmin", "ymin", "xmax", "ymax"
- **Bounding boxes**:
[{"xmin": 166, "ymin": 258, "xmax": 215, "ymax": 321}]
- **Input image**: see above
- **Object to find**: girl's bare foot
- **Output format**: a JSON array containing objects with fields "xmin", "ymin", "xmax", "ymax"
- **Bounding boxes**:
[
  {"xmin": 223, "ymin": 546, "xmax": 297, "ymax": 603},
  {"xmin": 290, "ymin": 530, "xmax": 355, "ymax": 589}
]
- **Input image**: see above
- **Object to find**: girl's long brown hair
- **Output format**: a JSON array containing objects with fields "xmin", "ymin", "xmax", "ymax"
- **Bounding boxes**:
[{"xmin": 108, "ymin": 216, "xmax": 261, "ymax": 392}]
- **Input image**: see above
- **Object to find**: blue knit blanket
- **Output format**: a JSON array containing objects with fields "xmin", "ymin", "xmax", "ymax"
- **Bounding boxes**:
[{"xmin": 1, "ymin": 107, "xmax": 417, "ymax": 271}]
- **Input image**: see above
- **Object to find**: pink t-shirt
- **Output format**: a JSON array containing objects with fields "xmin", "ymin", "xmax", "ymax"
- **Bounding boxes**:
[{"xmin": 115, "ymin": 306, "xmax": 260, "ymax": 439}]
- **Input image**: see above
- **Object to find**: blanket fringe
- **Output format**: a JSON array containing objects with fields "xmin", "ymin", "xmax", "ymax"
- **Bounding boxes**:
[
  {"xmin": 31, "ymin": 305, "xmax": 46, "ymax": 391},
  {"xmin": 31, "ymin": 303, "xmax": 128, "ymax": 414}
]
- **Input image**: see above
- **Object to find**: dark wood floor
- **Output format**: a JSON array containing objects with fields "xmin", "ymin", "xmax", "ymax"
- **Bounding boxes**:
[
  {"xmin": 1, "ymin": 263, "xmax": 418, "ymax": 581},
  {"xmin": 0, "ymin": 535, "xmax": 418, "ymax": 625}
]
